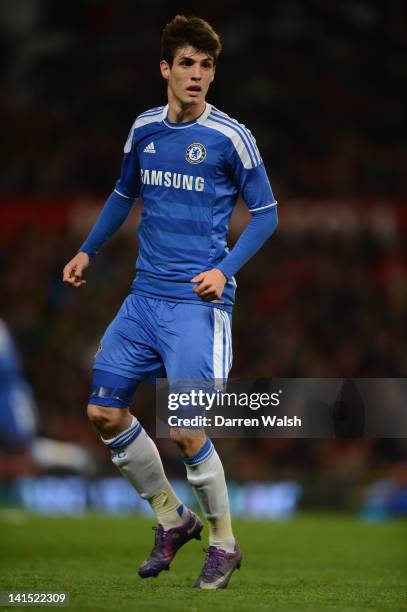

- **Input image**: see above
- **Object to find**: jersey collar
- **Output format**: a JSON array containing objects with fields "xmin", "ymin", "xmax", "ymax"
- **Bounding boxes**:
[{"xmin": 162, "ymin": 103, "xmax": 212, "ymax": 129}]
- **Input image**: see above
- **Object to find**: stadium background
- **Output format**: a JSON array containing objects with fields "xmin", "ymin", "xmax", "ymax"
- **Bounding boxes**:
[{"xmin": 0, "ymin": 0, "xmax": 406, "ymax": 522}]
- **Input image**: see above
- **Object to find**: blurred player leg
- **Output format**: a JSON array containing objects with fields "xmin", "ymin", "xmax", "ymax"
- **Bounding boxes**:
[{"xmin": 0, "ymin": 319, "xmax": 94, "ymax": 474}]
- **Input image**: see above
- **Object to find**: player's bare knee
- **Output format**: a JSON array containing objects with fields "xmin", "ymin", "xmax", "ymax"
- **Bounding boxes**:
[
  {"xmin": 87, "ymin": 404, "xmax": 129, "ymax": 436},
  {"xmin": 87, "ymin": 404, "xmax": 111, "ymax": 431},
  {"xmin": 170, "ymin": 428, "xmax": 206, "ymax": 457}
]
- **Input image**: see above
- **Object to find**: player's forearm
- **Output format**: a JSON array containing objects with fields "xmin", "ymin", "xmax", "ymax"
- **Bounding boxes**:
[
  {"xmin": 217, "ymin": 206, "xmax": 278, "ymax": 280},
  {"xmin": 79, "ymin": 190, "xmax": 135, "ymax": 256}
]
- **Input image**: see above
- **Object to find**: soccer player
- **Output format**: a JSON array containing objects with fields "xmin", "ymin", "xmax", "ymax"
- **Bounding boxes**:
[
  {"xmin": 0, "ymin": 318, "xmax": 38, "ymax": 451},
  {"xmin": 63, "ymin": 15, "xmax": 278, "ymax": 589},
  {"xmin": 0, "ymin": 318, "xmax": 94, "ymax": 474}
]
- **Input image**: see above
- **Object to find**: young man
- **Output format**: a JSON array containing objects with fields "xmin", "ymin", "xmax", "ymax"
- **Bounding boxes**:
[{"xmin": 63, "ymin": 15, "xmax": 278, "ymax": 589}]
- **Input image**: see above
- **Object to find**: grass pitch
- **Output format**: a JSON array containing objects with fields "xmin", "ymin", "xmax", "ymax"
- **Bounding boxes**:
[{"xmin": 0, "ymin": 513, "xmax": 406, "ymax": 611}]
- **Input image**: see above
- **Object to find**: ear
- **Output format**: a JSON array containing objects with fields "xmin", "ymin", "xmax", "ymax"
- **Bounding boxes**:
[
  {"xmin": 160, "ymin": 60, "xmax": 170, "ymax": 81},
  {"xmin": 211, "ymin": 65, "xmax": 216, "ymax": 82}
]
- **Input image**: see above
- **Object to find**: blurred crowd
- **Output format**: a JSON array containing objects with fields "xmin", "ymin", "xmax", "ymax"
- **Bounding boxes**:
[
  {"xmin": 0, "ymin": 0, "xmax": 406, "ymax": 198},
  {"xmin": 0, "ymin": 209, "xmax": 406, "ymax": 499},
  {"xmin": 1, "ymin": 0, "xmax": 406, "ymax": 509}
]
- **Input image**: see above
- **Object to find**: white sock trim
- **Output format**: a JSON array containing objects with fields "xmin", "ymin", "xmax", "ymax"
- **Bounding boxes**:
[{"xmin": 102, "ymin": 416, "xmax": 142, "ymax": 450}]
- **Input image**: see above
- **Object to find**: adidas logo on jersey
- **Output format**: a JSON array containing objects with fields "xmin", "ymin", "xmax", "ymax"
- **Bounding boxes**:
[{"xmin": 143, "ymin": 141, "xmax": 156, "ymax": 153}]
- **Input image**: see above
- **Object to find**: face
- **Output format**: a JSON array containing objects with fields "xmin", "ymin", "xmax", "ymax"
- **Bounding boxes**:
[{"xmin": 160, "ymin": 46, "xmax": 215, "ymax": 110}]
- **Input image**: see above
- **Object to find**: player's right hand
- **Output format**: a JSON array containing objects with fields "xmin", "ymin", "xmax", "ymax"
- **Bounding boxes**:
[{"xmin": 63, "ymin": 251, "xmax": 90, "ymax": 288}]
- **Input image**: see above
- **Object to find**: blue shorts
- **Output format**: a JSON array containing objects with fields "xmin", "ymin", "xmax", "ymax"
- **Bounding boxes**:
[{"xmin": 90, "ymin": 295, "xmax": 232, "ymax": 408}]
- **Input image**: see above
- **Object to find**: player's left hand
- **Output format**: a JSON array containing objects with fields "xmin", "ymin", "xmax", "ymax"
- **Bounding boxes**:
[{"xmin": 191, "ymin": 269, "xmax": 227, "ymax": 301}]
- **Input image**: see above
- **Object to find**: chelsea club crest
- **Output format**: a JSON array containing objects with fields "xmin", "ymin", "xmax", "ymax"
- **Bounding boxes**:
[{"xmin": 185, "ymin": 143, "xmax": 206, "ymax": 164}]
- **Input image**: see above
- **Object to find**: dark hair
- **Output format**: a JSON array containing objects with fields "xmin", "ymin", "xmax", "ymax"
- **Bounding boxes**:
[{"xmin": 161, "ymin": 15, "xmax": 222, "ymax": 66}]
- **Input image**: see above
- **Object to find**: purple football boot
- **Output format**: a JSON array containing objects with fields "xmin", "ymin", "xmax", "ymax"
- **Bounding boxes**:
[
  {"xmin": 193, "ymin": 543, "xmax": 242, "ymax": 589},
  {"xmin": 138, "ymin": 510, "xmax": 203, "ymax": 578}
]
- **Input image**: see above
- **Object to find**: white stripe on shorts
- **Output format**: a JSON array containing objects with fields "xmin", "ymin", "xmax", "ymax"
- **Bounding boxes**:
[
  {"xmin": 213, "ymin": 309, "xmax": 224, "ymax": 380},
  {"xmin": 221, "ymin": 311, "xmax": 229, "ymax": 378},
  {"xmin": 221, "ymin": 310, "xmax": 233, "ymax": 374}
]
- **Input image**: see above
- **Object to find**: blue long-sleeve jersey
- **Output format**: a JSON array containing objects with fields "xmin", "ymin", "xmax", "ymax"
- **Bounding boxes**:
[{"xmin": 81, "ymin": 103, "xmax": 278, "ymax": 311}]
